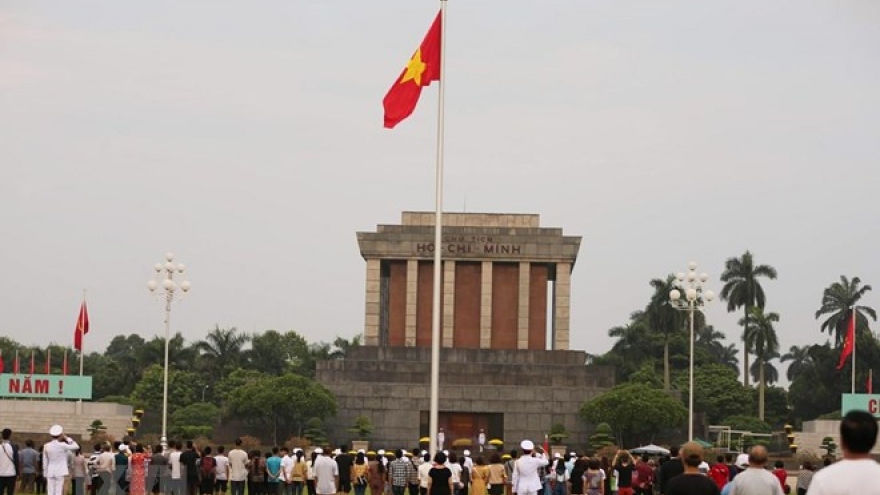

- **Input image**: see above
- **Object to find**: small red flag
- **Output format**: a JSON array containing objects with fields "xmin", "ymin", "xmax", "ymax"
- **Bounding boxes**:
[
  {"xmin": 837, "ymin": 313, "xmax": 856, "ymax": 370},
  {"xmin": 0, "ymin": 350, "xmax": 4, "ymax": 375},
  {"xmin": 73, "ymin": 301, "xmax": 90, "ymax": 352},
  {"xmin": 45, "ymin": 348, "xmax": 51, "ymax": 375},
  {"xmin": 383, "ymin": 11, "xmax": 442, "ymax": 129},
  {"xmin": 29, "ymin": 350, "xmax": 35, "ymax": 375},
  {"xmin": 13, "ymin": 350, "xmax": 19, "ymax": 375},
  {"xmin": 868, "ymin": 369, "xmax": 874, "ymax": 394}
]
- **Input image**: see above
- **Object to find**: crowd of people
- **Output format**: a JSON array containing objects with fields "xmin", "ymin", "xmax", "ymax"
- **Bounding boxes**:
[{"xmin": 1, "ymin": 411, "xmax": 879, "ymax": 495}]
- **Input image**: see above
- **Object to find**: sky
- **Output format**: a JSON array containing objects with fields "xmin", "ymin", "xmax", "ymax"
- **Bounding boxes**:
[{"xmin": 2, "ymin": 0, "xmax": 880, "ymax": 384}]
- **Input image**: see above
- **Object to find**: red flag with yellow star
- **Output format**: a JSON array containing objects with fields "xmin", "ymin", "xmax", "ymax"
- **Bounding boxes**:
[{"xmin": 383, "ymin": 11, "xmax": 441, "ymax": 129}]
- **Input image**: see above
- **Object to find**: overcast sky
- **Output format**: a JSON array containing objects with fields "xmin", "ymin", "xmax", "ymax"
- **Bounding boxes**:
[{"xmin": 2, "ymin": 0, "xmax": 879, "ymax": 383}]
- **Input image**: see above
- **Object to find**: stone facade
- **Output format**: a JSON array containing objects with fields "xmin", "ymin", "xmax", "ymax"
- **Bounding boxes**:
[
  {"xmin": 357, "ymin": 212, "xmax": 581, "ymax": 351},
  {"xmin": 316, "ymin": 211, "xmax": 613, "ymax": 449},
  {"xmin": 0, "ymin": 400, "xmax": 133, "ymax": 440},
  {"xmin": 316, "ymin": 347, "xmax": 614, "ymax": 449}
]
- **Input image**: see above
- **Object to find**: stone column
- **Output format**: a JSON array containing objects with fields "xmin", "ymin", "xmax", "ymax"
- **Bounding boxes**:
[
  {"xmin": 443, "ymin": 261, "xmax": 456, "ymax": 348},
  {"xmin": 553, "ymin": 262, "xmax": 571, "ymax": 350},
  {"xmin": 364, "ymin": 258, "xmax": 381, "ymax": 346},
  {"xmin": 405, "ymin": 259, "xmax": 419, "ymax": 347},
  {"xmin": 518, "ymin": 262, "xmax": 531, "ymax": 349},
  {"xmin": 480, "ymin": 261, "xmax": 493, "ymax": 349}
]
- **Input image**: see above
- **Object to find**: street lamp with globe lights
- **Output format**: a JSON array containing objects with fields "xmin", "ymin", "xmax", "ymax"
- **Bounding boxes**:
[
  {"xmin": 669, "ymin": 261, "xmax": 714, "ymax": 441},
  {"xmin": 147, "ymin": 252, "xmax": 191, "ymax": 448}
]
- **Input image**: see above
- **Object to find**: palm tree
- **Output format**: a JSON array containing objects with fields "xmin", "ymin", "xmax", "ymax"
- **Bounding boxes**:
[
  {"xmin": 780, "ymin": 345, "xmax": 814, "ymax": 382},
  {"xmin": 608, "ymin": 312, "xmax": 655, "ymax": 367},
  {"xmin": 720, "ymin": 251, "xmax": 778, "ymax": 387},
  {"xmin": 741, "ymin": 307, "xmax": 780, "ymax": 420},
  {"xmin": 714, "ymin": 343, "xmax": 740, "ymax": 372},
  {"xmin": 195, "ymin": 326, "xmax": 251, "ymax": 377},
  {"xmin": 647, "ymin": 276, "xmax": 686, "ymax": 390},
  {"xmin": 815, "ymin": 276, "xmax": 877, "ymax": 345},
  {"xmin": 750, "ymin": 350, "xmax": 780, "ymax": 385}
]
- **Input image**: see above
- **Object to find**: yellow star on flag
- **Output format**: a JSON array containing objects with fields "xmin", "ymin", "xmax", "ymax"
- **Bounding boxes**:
[{"xmin": 400, "ymin": 48, "xmax": 427, "ymax": 86}]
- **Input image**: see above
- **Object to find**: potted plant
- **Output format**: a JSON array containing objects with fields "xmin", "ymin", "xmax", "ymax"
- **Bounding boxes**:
[
  {"xmin": 548, "ymin": 423, "xmax": 568, "ymax": 457},
  {"xmin": 348, "ymin": 415, "xmax": 373, "ymax": 452}
]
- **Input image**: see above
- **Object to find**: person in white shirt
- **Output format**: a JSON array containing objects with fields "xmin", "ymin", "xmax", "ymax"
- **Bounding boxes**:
[
  {"xmin": 42, "ymin": 425, "xmax": 80, "ymax": 495},
  {"xmin": 0, "ymin": 428, "xmax": 18, "ymax": 495},
  {"xmin": 214, "ymin": 446, "xmax": 230, "ymax": 495},
  {"xmin": 418, "ymin": 453, "xmax": 432, "ymax": 495},
  {"xmin": 510, "ymin": 440, "xmax": 548, "ymax": 495},
  {"xmin": 313, "ymin": 449, "xmax": 338, "ymax": 495},
  {"xmin": 227, "ymin": 439, "xmax": 249, "ymax": 495},
  {"xmin": 807, "ymin": 409, "xmax": 880, "ymax": 495},
  {"xmin": 279, "ymin": 448, "xmax": 294, "ymax": 495},
  {"xmin": 169, "ymin": 442, "xmax": 183, "ymax": 495}
]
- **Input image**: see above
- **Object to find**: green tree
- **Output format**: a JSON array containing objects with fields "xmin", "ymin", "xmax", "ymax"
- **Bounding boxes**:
[
  {"xmin": 330, "ymin": 335, "xmax": 362, "ymax": 360},
  {"xmin": 720, "ymin": 251, "xmax": 777, "ymax": 388},
  {"xmin": 787, "ymin": 344, "xmax": 840, "ymax": 420},
  {"xmin": 195, "ymin": 326, "xmax": 251, "ymax": 378},
  {"xmin": 170, "ymin": 402, "xmax": 220, "ymax": 439},
  {"xmin": 303, "ymin": 417, "xmax": 328, "ymax": 446},
  {"xmin": 225, "ymin": 373, "xmax": 337, "ymax": 445},
  {"xmin": 695, "ymin": 326, "xmax": 739, "ymax": 373},
  {"xmin": 815, "ymin": 276, "xmax": 876, "ymax": 345},
  {"xmin": 588, "ymin": 423, "xmax": 616, "ymax": 451},
  {"xmin": 673, "ymin": 363, "xmax": 751, "ymax": 424},
  {"xmin": 780, "ymin": 345, "xmax": 814, "ymax": 382},
  {"xmin": 720, "ymin": 415, "xmax": 772, "ymax": 434},
  {"xmin": 628, "ymin": 362, "xmax": 663, "ymax": 388},
  {"xmin": 741, "ymin": 307, "xmax": 780, "ymax": 420},
  {"xmin": 580, "ymin": 383, "xmax": 686, "ymax": 446},
  {"xmin": 130, "ymin": 364, "xmax": 202, "ymax": 421}
]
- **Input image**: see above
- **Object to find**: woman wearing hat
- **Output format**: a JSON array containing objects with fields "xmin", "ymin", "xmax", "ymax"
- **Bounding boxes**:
[{"xmin": 42, "ymin": 425, "xmax": 80, "ymax": 495}]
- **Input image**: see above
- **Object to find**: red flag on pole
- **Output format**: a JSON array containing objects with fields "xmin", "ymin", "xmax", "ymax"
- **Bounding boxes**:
[
  {"xmin": 73, "ymin": 301, "xmax": 90, "ymax": 352},
  {"xmin": 63, "ymin": 349, "xmax": 69, "ymax": 376},
  {"xmin": 0, "ymin": 350, "xmax": 4, "ymax": 375},
  {"xmin": 868, "ymin": 369, "xmax": 874, "ymax": 394},
  {"xmin": 29, "ymin": 350, "xmax": 35, "ymax": 375},
  {"xmin": 46, "ymin": 348, "xmax": 51, "ymax": 375},
  {"xmin": 837, "ymin": 314, "xmax": 856, "ymax": 370},
  {"xmin": 13, "ymin": 350, "xmax": 19, "ymax": 375},
  {"xmin": 382, "ymin": 11, "xmax": 442, "ymax": 129}
]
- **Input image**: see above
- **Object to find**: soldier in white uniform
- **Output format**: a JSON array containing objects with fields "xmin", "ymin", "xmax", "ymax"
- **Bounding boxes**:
[
  {"xmin": 43, "ymin": 425, "xmax": 80, "ymax": 495},
  {"xmin": 510, "ymin": 441, "xmax": 548, "ymax": 495}
]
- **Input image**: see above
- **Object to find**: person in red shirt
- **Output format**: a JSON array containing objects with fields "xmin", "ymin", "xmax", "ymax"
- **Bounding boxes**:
[
  {"xmin": 772, "ymin": 461, "xmax": 788, "ymax": 491},
  {"xmin": 634, "ymin": 456, "xmax": 654, "ymax": 495},
  {"xmin": 708, "ymin": 456, "xmax": 730, "ymax": 490}
]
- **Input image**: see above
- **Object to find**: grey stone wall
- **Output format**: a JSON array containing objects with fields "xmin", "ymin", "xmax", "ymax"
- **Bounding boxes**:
[{"xmin": 316, "ymin": 346, "xmax": 614, "ymax": 450}]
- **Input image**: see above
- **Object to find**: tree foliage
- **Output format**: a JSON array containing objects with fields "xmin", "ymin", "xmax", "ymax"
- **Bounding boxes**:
[{"xmin": 580, "ymin": 383, "xmax": 686, "ymax": 446}]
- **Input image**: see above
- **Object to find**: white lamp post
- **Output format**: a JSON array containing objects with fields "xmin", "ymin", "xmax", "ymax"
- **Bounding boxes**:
[
  {"xmin": 147, "ymin": 252, "xmax": 191, "ymax": 448},
  {"xmin": 669, "ymin": 261, "xmax": 714, "ymax": 442}
]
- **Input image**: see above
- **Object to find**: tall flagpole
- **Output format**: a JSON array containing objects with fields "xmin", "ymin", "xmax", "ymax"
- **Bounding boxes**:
[
  {"xmin": 428, "ymin": 0, "xmax": 448, "ymax": 459},
  {"xmin": 852, "ymin": 305, "xmax": 857, "ymax": 394}
]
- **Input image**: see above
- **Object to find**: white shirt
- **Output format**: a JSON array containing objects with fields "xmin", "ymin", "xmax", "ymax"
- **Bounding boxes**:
[
  {"xmin": 807, "ymin": 458, "xmax": 880, "ymax": 495},
  {"xmin": 449, "ymin": 463, "xmax": 462, "ymax": 485},
  {"xmin": 170, "ymin": 451, "xmax": 182, "ymax": 480},
  {"xmin": 281, "ymin": 455, "xmax": 294, "ymax": 482},
  {"xmin": 0, "ymin": 442, "xmax": 16, "ymax": 477},
  {"xmin": 215, "ymin": 455, "xmax": 229, "ymax": 480},
  {"xmin": 511, "ymin": 455, "xmax": 549, "ymax": 494},
  {"xmin": 314, "ymin": 455, "xmax": 338, "ymax": 495},
  {"xmin": 227, "ymin": 449, "xmax": 249, "ymax": 482},
  {"xmin": 96, "ymin": 452, "xmax": 115, "ymax": 474},
  {"xmin": 418, "ymin": 462, "xmax": 432, "ymax": 488}
]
